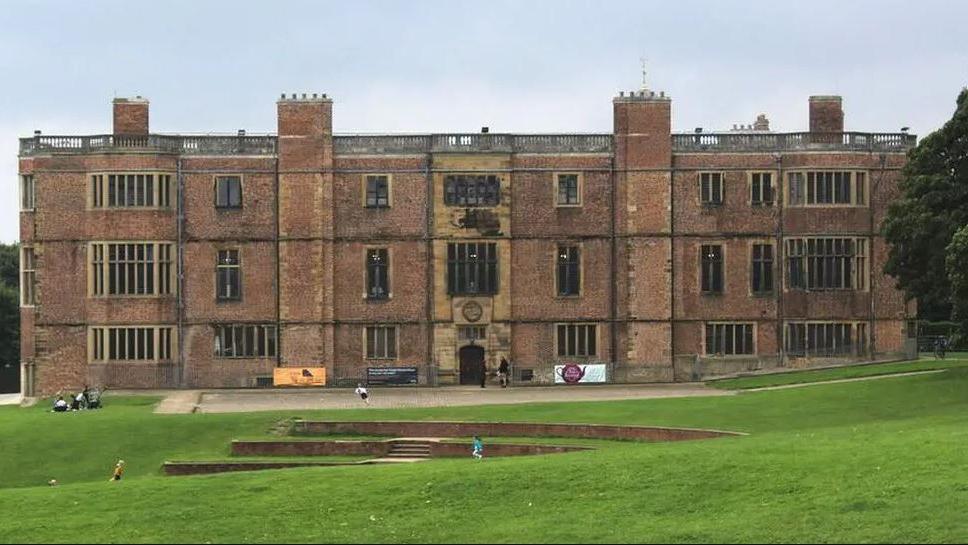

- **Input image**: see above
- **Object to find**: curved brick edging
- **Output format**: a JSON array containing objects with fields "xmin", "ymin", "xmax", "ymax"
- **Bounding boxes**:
[
  {"xmin": 293, "ymin": 421, "xmax": 743, "ymax": 442},
  {"xmin": 231, "ymin": 440, "xmax": 592, "ymax": 458},
  {"xmin": 166, "ymin": 442, "xmax": 593, "ymax": 476}
]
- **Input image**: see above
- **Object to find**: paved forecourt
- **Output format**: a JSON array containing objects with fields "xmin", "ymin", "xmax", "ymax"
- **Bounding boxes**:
[{"xmin": 153, "ymin": 383, "xmax": 732, "ymax": 414}]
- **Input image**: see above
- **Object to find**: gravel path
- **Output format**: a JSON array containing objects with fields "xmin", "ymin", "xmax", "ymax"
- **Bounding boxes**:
[{"xmin": 742, "ymin": 369, "xmax": 948, "ymax": 392}]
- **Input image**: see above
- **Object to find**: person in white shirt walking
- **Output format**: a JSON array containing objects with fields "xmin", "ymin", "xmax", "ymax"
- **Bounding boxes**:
[{"xmin": 355, "ymin": 383, "xmax": 370, "ymax": 405}]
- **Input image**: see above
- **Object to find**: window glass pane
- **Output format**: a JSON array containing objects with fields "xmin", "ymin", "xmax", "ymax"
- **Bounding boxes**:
[
  {"xmin": 387, "ymin": 328, "xmax": 397, "ymax": 358},
  {"xmin": 230, "ymin": 179, "xmax": 241, "ymax": 206},
  {"xmin": 245, "ymin": 327, "xmax": 255, "ymax": 357},
  {"xmin": 444, "ymin": 175, "xmax": 500, "ymax": 206}
]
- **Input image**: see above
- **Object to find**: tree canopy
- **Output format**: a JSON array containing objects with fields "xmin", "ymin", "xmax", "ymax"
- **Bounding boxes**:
[
  {"xmin": 0, "ymin": 244, "xmax": 19, "ymax": 391},
  {"xmin": 946, "ymin": 226, "xmax": 968, "ymax": 331},
  {"xmin": 884, "ymin": 88, "xmax": 968, "ymax": 320},
  {"xmin": 0, "ymin": 243, "xmax": 18, "ymax": 289}
]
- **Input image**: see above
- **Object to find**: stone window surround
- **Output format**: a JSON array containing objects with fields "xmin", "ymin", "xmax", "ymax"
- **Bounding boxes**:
[
  {"xmin": 213, "ymin": 324, "xmax": 277, "ymax": 359},
  {"xmin": 555, "ymin": 322, "xmax": 599, "ymax": 358},
  {"xmin": 362, "ymin": 173, "xmax": 393, "ymax": 208},
  {"xmin": 749, "ymin": 240, "xmax": 775, "ymax": 296},
  {"xmin": 785, "ymin": 169, "xmax": 868, "ymax": 208},
  {"xmin": 702, "ymin": 322, "xmax": 757, "ymax": 357},
  {"xmin": 364, "ymin": 325, "xmax": 399, "ymax": 360},
  {"xmin": 20, "ymin": 174, "xmax": 35, "ymax": 211},
  {"xmin": 699, "ymin": 242, "xmax": 725, "ymax": 295},
  {"xmin": 783, "ymin": 236, "xmax": 869, "ymax": 292},
  {"xmin": 554, "ymin": 172, "xmax": 583, "ymax": 207},
  {"xmin": 88, "ymin": 171, "xmax": 174, "ymax": 210},
  {"xmin": 20, "ymin": 245, "xmax": 37, "ymax": 307},
  {"xmin": 784, "ymin": 321, "xmax": 869, "ymax": 357},
  {"xmin": 748, "ymin": 170, "xmax": 776, "ymax": 206},
  {"xmin": 363, "ymin": 246, "xmax": 392, "ymax": 300},
  {"xmin": 698, "ymin": 171, "xmax": 725, "ymax": 206},
  {"xmin": 88, "ymin": 325, "xmax": 176, "ymax": 364},
  {"xmin": 554, "ymin": 242, "xmax": 583, "ymax": 298},
  {"xmin": 215, "ymin": 247, "xmax": 242, "ymax": 302},
  {"xmin": 214, "ymin": 174, "xmax": 244, "ymax": 209},
  {"xmin": 87, "ymin": 241, "xmax": 175, "ymax": 298}
]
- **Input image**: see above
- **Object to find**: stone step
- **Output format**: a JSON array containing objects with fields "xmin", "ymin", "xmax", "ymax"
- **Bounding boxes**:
[{"xmin": 387, "ymin": 442, "xmax": 432, "ymax": 458}]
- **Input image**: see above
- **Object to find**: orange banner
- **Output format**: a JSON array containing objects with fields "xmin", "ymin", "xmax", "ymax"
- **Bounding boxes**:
[{"xmin": 273, "ymin": 367, "xmax": 327, "ymax": 387}]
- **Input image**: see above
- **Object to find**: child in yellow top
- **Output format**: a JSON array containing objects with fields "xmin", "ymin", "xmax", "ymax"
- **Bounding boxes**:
[{"xmin": 109, "ymin": 460, "xmax": 125, "ymax": 482}]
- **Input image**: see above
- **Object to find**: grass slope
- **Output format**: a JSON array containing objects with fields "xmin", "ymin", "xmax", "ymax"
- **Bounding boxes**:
[{"xmin": 2, "ymin": 362, "xmax": 968, "ymax": 543}]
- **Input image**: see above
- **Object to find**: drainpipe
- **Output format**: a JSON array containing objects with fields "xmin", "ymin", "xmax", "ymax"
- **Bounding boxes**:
[
  {"xmin": 870, "ymin": 154, "xmax": 886, "ymax": 358},
  {"xmin": 670, "ymin": 156, "xmax": 677, "ymax": 382},
  {"xmin": 774, "ymin": 153, "xmax": 785, "ymax": 367},
  {"xmin": 275, "ymin": 155, "xmax": 281, "ymax": 370},
  {"xmin": 425, "ymin": 153, "xmax": 434, "ymax": 386},
  {"xmin": 176, "ymin": 157, "xmax": 186, "ymax": 388},
  {"xmin": 610, "ymin": 128, "xmax": 620, "ymax": 382}
]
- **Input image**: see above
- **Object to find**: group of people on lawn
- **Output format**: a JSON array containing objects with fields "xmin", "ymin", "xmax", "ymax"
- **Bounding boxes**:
[{"xmin": 51, "ymin": 386, "xmax": 102, "ymax": 412}]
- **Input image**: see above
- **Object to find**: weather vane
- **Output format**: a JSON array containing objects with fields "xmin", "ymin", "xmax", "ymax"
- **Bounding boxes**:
[{"xmin": 639, "ymin": 57, "xmax": 648, "ymax": 91}]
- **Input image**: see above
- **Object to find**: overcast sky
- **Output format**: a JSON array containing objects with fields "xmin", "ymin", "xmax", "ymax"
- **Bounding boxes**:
[{"xmin": 1, "ymin": 0, "xmax": 966, "ymax": 243}]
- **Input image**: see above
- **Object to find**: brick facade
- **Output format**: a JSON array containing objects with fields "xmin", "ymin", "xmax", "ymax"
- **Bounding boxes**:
[{"xmin": 17, "ymin": 89, "xmax": 918, "ymax": 394}]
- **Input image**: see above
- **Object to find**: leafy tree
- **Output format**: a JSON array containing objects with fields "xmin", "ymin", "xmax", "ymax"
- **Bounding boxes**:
[
  {"xmin": 0, "ymin": 244, "xmax": 19, "ymax": 392},
  {"xmin": 0, "ymin": 243, "xmax": 17, "ymax": 289},
  {"xmin": 946, "ymin": 226, "xmax": 968, "ymax": 335},
  {"xmin": 0, "ymin": 284, "xmax": 18, "ymax": 366},
  {"xmin": 884, "ymin": 88, "xmax": 968, "ymax": 320}
]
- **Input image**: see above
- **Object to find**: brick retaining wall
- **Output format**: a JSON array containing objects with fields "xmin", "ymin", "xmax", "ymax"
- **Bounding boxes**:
[
  {"xmin": 163, "ymin": 461, "xmax": 363, "ymax": 476},
  {"xmin": 293, "ymin": 421, "xmax": 742, "ymax": 441},
  {"xmin": 231, "ymin": 440, "xmax": 389, "ymax": 457}
]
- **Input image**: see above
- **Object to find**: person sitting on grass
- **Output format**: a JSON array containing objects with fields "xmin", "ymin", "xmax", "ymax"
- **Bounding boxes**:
[{"xmin": 52, "ymin": 396, "xmax": 68, "ymax": 413}]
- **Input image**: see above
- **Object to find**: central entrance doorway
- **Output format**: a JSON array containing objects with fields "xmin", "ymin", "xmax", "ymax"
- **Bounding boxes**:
[{"xmin": 459, "ymin": 345, "xmax": 485, "ymax": 385}]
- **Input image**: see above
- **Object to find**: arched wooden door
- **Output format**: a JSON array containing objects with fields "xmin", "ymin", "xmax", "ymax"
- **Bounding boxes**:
[{"xmin": 459, "ymin": 345, "xmax": 485, "ymax": 385}]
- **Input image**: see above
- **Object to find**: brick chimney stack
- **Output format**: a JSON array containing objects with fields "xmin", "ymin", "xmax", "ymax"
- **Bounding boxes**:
[
  {"xmin": 753, "ymin": 114, "xmax": 770, "ymax": 132},
  {"xmin": 112, "ymin": 97, "xmax": 149, "ymax": 135},
  {"xmin": 809, "ymin": 95, "xmax": 844, "ymax": 133}
]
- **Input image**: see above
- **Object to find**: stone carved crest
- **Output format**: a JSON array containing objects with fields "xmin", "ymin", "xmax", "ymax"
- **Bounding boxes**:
[
  {"xmin": 451, "ymin": 208, "xmax": 502, "ymax": 236},
  {"xmin": 462, "ymin": 300, "xmax": 484, "ymax": 323}
]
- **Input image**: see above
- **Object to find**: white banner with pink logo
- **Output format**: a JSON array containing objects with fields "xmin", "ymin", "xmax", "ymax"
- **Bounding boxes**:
[{"xmin": 554, "ymin": 364, "xmax": 608, "ymax": 384}]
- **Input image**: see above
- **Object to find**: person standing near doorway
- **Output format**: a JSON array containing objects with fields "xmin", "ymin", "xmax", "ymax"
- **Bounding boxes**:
[{"xmin": 480, "ymin": 357, "xmax": 488, "ymax": 389}]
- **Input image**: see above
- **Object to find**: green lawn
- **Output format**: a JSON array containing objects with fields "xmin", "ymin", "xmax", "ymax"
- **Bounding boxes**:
[
  {"xmin": 708, "ymin": 353, "xmax": 968, "ymax": 390},
  {"xmin": 2, "ymin": 363, "xmax": 967, "ymax": 543}
]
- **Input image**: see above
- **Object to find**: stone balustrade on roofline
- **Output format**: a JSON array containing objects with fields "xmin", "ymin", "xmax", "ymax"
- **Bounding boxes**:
[{"xmin": 18, "ymin": 131, "xmax": 916, "ymax": 157}]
